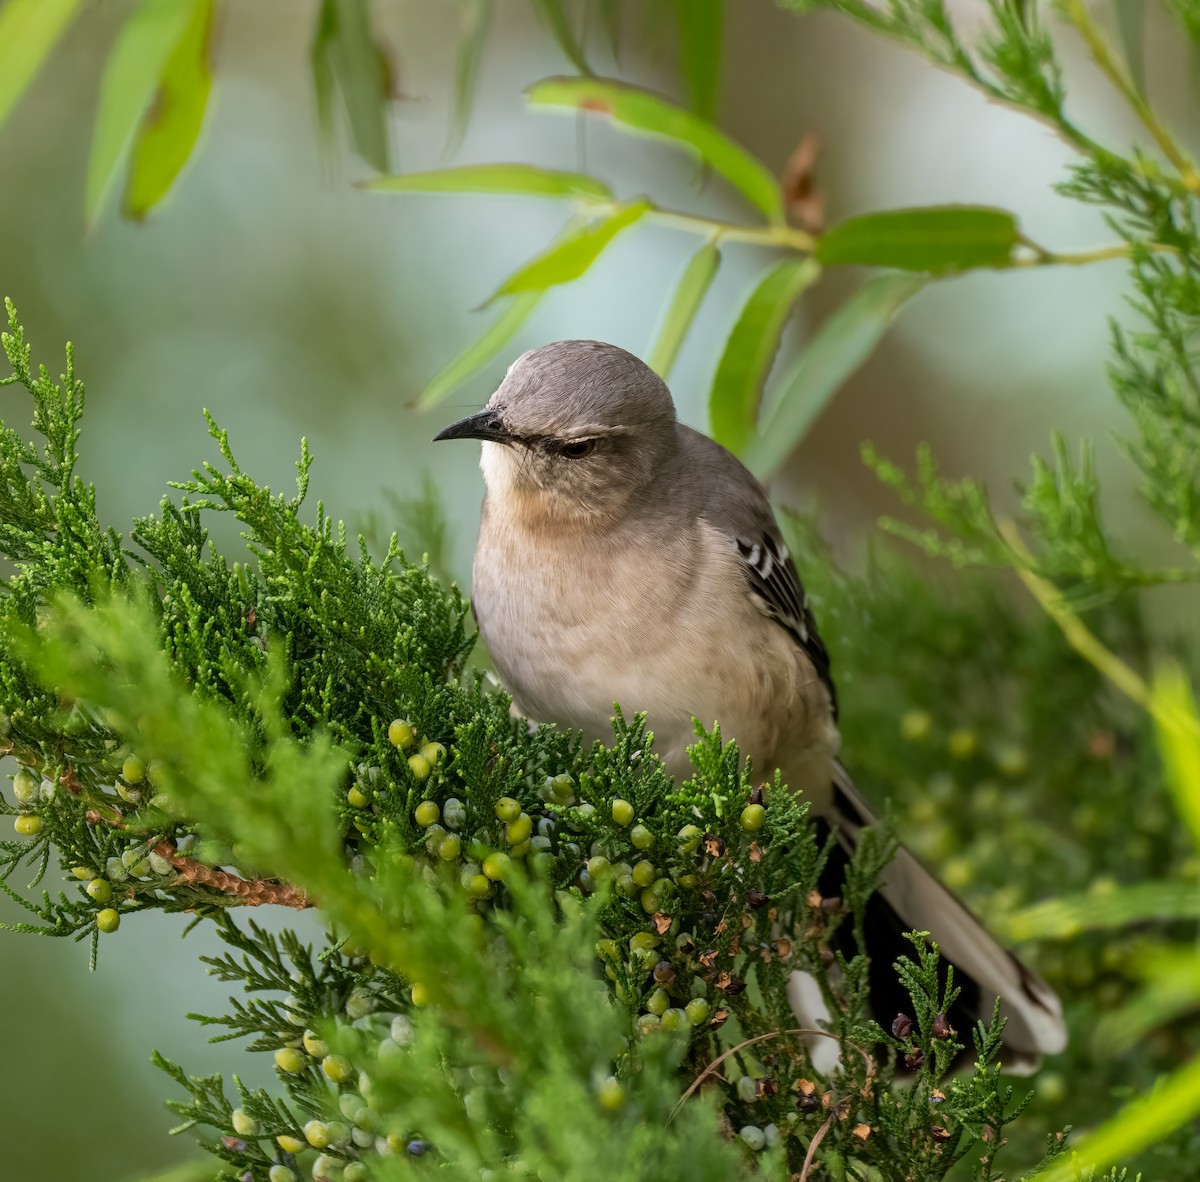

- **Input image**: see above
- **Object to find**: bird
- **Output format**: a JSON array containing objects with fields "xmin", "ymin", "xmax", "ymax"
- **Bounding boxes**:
[{"xmin": 434, "ymin": 338, "xmax": 1066, "ymax": 1071}]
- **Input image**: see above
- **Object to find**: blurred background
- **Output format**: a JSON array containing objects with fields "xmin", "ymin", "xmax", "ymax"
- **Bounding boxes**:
[{"xmin": 1, "ymin": 1, "xmax": 1195, "ymax": 1177}]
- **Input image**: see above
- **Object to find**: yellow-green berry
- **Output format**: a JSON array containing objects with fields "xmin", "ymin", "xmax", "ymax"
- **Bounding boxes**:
[
  {"xmin": 12, "ymin": 770, "xmax": 38, "ymax": 806},
  {"xmin": 414, "ymin": 800, "xmax": 440, "ymax": 827},
  {"xmin": 630, "ymin": 824, "xmax": 654, "ymax": 851},
  {"xmin": 388, "ymin": 719, "xmax": 416, "ymax": 749},
  {"xmin": 640, "ymin": 886, "xmax": 664, "ymax": 914},
  {"xmin": 483, "ymin": 852, "xmax": 511, "ymax": 881},
  {"xmin": 347, "ymin": 786, "xmax": 369, "ymax": 809},
  {"xmin": 597, "ymin": 1076, "xmax": 625, "ymax": 1111},
  {"xmin": 438, "ymin": 833, "xmax": 462, "ymax": 861},
  {"xmin": 509, "ymin": 838, "xmax": 531, "ymax": 858},
  {"xmin": 420, "ymin": 741, "xmax": 446, "ymax": 766},
  {"xmin": 466, "ymin": 873, "xmax": 492, "ymax": 898},
  {"xmin": 322, "ymin": 1054, "xmax": 353, "ymax": 1082},
  {"xmin": 611, "ymin": 799, "xmax": 635, "ymax": 827},
  {"xmin": 505, "ymin": 813, "xmax": 533, "ymax": 845},
  {"xmin": 900, "ymin": 710, "xmax": 933, "ymax": 742},
  {"xmin": 70, "ymin": 865, "xmax": 96, "ymax": 881},
  {"xmin": 637, "ymin": 1013, "xmax": 662, "ymax": 1035},
  {"xmin": 276, "ymin": 1134, "xmax": 306, "ymax": 1153},
  {"xmin": 122, "ymin": 754, "xmax": 146, "ymax": 784},
  {"xmin": 14, "ymin": 814, "xmax": 41, "ymax": 837},
  {"xmin": 411, "ymin": 981, "xmax": 431, "ymax": 1006},
  {"xmin": 685, "ymin": 997, "xmax": 711, "ymax": 1026},
  {"xmin": 304, "ymin": 1120, "xmax": 331, "ymax": 1149},
  {"xmin": 96, "ymin": 908, "xmax": 120, "ymax": 933},
  {"xmin": 629, "ymin": 931, "xmax": 659, "ymax": 953},
  {"xmin": 269, "ymin": 1167, "xmax": 296, "ymax": 1182},
  {"xmin": 632, "ymin": 860, "xmax": 657, "ymax": 888},
  {"xmin": 344, "ymin": 1165, "xmax": 368, "ymax": 1182},
  {"xmin": 231, "ymin": 1109, "xmax": 259, "ymax": 1137},
  {"xmin": 646, "ymin": 988, "xmax": 670, "ymax": 1015},
  {"xmin": 676, "ymin": 824, "xmax": 702, "ymax": 854},
  {"xmin": 661, "ymin": 1007, "xmax": 688, "ymax": 1032},
  {"xmin": 741, "ymin": 803, "xmax": 767, "ymax": 831},
  {"xmin": 86, "ymin": 878, "xmax": 113, "ymax": 904},
  {"xmin": 407, "ymin": 753, "xmax": 432, "ymax": 782},
  {"xmin": 495, "ymin": 797, "xmax": 521, "ymax": 823},
  {"xmin": 274, "ymin": 1047, "xmax": 308, "ymax": 1074},
  {"xmin": 947, "ymin": 729, "xmax": 978, "ymax": 760}
]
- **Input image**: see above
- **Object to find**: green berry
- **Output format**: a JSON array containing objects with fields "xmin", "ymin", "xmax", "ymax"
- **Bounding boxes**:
[
  {"xmin": 420, "ymin": 741, "xmax": 446, "ymax": 766},
  {"xmin": 312, "ymin": 1153, "xmax": 341, "ymax": 1181},
  {"xmin": 70, "ymin": 865, "xmax": 96, "ymax": 881},
  {"xmin": 660, "ymin": 1007, "xmax": 688, "ymax": 1032},
  {"xmin": 509, "ymin": 838, "xmax": 531, "ymax": 858},
  {"xmin": 302, "ymin": 1030, "xmax": 328, "ymax": 1057},
  {"xmin": 630, "ymin": 824, "xmax": 654, "ymax": 851},
  {"xmin": 674, "ymin": 872, "xmax": 699, "ymax": 890},
  {"xmin": 304, "ymin": 1120, "xmax": 331, "ymax": 1149},
  {"xmin": 14, "ymin": 814, "xmax": 42, "ymax": 836},
  {"xmin": 388, "ymin": 719, "xmax": 416, "ymax": 749},
  {"xmin": 900, "ymin": 710, "xmax": 933, "ymax": 742},
  {"xmin": 438, "ymin": 833, "xmax": 462, "ymax": 861},
  {"xmin": 86, "ymin": 878, "xmax": 113, "ymax": 904},
  {"xmin": 640, "ymin": 886, "xmax": 664, "ymax": 914},
  {"xmin": 629, "ymin": 931, "xmax": 659, "ymax": 953},
  {"xmin": 344, "ymin": 1165, "xmax": 368, "ymax": 1182},
  {"xmin": 270, "ymin": 1168, "xmax": 297, "ymax": 1182},
  {"xmin": 347, "ymin": 786, "xmax": 369, "ymax": 809},
  {"xmin": 739, "ymin": 1125, "xmax": 766, "ymax": 1151},
  {"xmin": 632, "ymin": 860, "xmax": 657, "ymax": 888},
  {"xmin": 414, "ymin": 800, "xmax": 440, "ymax": 827},
  {"xmin": 595, "ymin": 938, "xmax": 620, "ymax": 961},
  {"xmin": 277, "ymin": 1134, "xmax": 306, "ymax": 1153},
  {"xmin": 11, "ymin": 770, "xmax": 38, "ymax": 806},
  {"xmin": 737, "ymin": 1074, "xmax": 757, "ymax": 1102},
  {"xmin": 637, "ymin": 1013, "xmax": 661, "ymax": 1035},
  {"xmin": 482, "ymin": 852, "xmax": 511, "ymax": 881},
  {"xmin": 586, "ymin": 855, "xmax": 611, "ymax": 882},
  {"xmin": 947, "ymin": 728, "xmax": 979, "ymax": 760},
  {"xmin": 96, "ymin": 908, "xmax": 120, "ymax": 933},
  {"xmin": 231, "ymin": 1108, "xmax": 259, "ymax": 1137},
  {"xmin": 596, "ymin": 1076, "xmax": 625, "ymax": 1111},
  {"xmin": 407, "ymin": 754, "xmax": 432, "ymax": 782},
  {"xmin": 646, "ymin": 988, "xmax": 670, "ymax": 1015},
  {"xmin": 676, "ymin": 824, "xmax": 702, "ymax": 854},
  {"xmin": 740, "ymin": 803, "xmax": 766, "ymax": 832},
  {"xmin": 122, "ymin": 755, "xmax": 146, "ymax": 784},
  {"xmin": 411, "ymin": 982, "xmax": 430, "ymax": 1006},
  {"xmin": 466, "ymin": 873, "xmax": 492, "ymax": 898},
  {"xmin": 274, "ymin": 1047, "xmax": 308, "ymax": 1074},
  {"xmin": 685, "ymin": 997, "xmax": 712, "ymax": 1026},
  {"xmin": 322, "ymin": 1054, "xmax": 353, "ymax": 1082},
  {"xmin": 505, "ymin": 813, "xmax": 533, "ymax": 845},
  {"xmin": 611, "ymin": 798, "xmax": 635, "ymax": 826},
  {"xmin": 495, "ymin": 797, "xmax": 521, "ymax": 823}
]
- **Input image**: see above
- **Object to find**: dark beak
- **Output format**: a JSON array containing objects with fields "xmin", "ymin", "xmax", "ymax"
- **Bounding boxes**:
[{"xmin": 433, "ymin": 409, "xmax": 515, "ymax": 444}]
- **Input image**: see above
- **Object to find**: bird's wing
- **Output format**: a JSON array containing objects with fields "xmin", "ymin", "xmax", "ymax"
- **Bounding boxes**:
[{"xmin": 677, "ymin": 426, "xmax": 837, "ymax": 715}]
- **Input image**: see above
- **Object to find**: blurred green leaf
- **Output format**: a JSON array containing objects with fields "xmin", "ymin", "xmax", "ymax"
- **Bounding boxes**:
[
  {"xmin": 311, "ymin": 0, "xmax": 392, "ymax": 173},
  {"xmin": 483, "ymin": 200, "xmax": 650, "ymax": 304},
  {"xmin": 531, "ymin": 0, "xmax": 591, "ymax": 74},
  {"xmin": 648, "ymin": 241, "xmax": 721, "ymax": 379},
  {"xmin": 448, "ymin": 0, "xmax": 493, "ymax": 154},
  {"xmin": 85, "ymin": 0, "xmax": 195, "ymax": 229},
  {"xmin": 1114, "ymin": 0, "xmax": 1145, "ymax": 93},
  {"xmin": 526, "ymin": 76, "xmax": 784, "ymax": 223},
  {"xmin": 598, "ymin": 0, "xmax": 622, "ymax": 59},
  {"xmin": 124, "ymin": 1162, "xmax": 214, "ymax": 1182},
  {"xmin": 122, "ymin": 0, "xmax": 215, "ymax": 220},
  {"xmin": 708, "ymin": 259, "xmax": 820, "ymax": 456},
  {"xmin": 816, "ymin": 206, "xmax": 1020, "ymax": 273},
  {"xmin": 1003, "ymin": 880, "xmax": 1200, "ymax": 942},
  {"xmin": 418, "ymin": 291, "xmax": 545, "ymax": 409},
  {"xmin": 674, "ymin": 0, "xmax": 724, "ymax": 120},
  {"xmin": 0, "ymin": 0, "xmax": 81, "ymax": 132},
  {"xmin": 365, "ymin": 163, "xmax": 612, "ymax": 201},
  {"xmin": 1097, "ymin": 947, "xmax": 1200, "ymax": 1052},
  {"xmin": 1152, "ymin": 662, "xmax": 1200, "ymax": 850},
  {"xmin": 1030, "ymin": 1057, "xmax": 1200, "ymax": 1182},
  {"xmin": 746, "ymin": 273, "xmax": 926, "ymax": 477}
]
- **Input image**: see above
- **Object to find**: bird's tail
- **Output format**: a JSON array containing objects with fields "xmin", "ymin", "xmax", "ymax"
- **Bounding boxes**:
[{"xmin": 801, "ymin": 763, "xmax": 1065, "ymax": 1074}]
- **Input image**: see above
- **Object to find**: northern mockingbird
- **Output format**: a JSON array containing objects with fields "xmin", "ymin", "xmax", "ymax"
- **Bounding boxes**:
[{"xmin": 435, "ymin": 339, "xmax": 1065, "ymax": 1069}]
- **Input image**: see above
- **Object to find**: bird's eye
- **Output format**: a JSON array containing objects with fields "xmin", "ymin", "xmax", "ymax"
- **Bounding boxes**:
[{"xmin": 559, "ymin": 439, "xmax": 596, "ymax": 459}]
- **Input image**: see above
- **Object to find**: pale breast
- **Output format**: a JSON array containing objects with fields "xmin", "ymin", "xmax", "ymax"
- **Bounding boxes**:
[{"xmin": 472, "ymin": 510, "xmax": 838, "ymax": 802}]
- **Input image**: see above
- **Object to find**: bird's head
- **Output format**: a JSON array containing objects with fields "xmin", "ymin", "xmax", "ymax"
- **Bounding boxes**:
[{"xmin": 434, "ymin": 340, "xmax": 678, "ymax": 523}]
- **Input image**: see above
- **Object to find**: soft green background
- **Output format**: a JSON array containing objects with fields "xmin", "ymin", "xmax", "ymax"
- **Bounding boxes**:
[{"xmin": 0, "ymin": 2, "xmax": 1192, "ymax": 1178}]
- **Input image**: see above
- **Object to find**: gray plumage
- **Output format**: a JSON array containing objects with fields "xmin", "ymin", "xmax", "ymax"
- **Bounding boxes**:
[{"xmin": 436, "ymin": 338, "xmax": 1065, "ymax": 1070}]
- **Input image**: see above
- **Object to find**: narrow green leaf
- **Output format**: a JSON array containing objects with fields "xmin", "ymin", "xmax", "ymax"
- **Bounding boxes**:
[
  {"xmin": 417, "ymin": 292, "xmax": 545, "ymax": 409},
  {"xmin": 1114, "ymin": 0, "xmax": 1145, "ymax": 94},
  {"xmin": 0, "ymin": 0, "xmax": 81, "ymax": 132},
  {"xmin": 745, "ymin": 273, "xmax": 926, "ymax": 478},
  {"xmin": 1029, "ymin": 1058, "xmax": 1200, "ymax": 1182},
  {"xmin": 708, "ymin": 259, "xmax": 819, "ymax": 456},
  {"xmin": 526, "ymin": 75, "xmax": 784, "ymax": 223},
  {"xmin": 310, "ymin": 0, "xmax": 338, "ymax": 167},
  {"xmin": 326, "ymin": 0, "xmax": 391, "ymax": 172},
  {"xmin": 673, "ymin": 0, "xmax": 723, "ymax": 121},
  {"xmin": 447, "ymin": 0, "xmax": 493, "ymax": 154},
  {"xmin": 816, "ymin": 206, "xmax": 1020, "ymax": 273},
  {"xmin": 1096, "ymin": 948, "xmax": 1200, "ymax": 1051},
  {"xmin": 1152, "ymin": 662, "xmax": 1200, "ymax": 851},
  {"xmin": 1003, "ymin": 880, "xmax": 1200, "ymax": 942},
  {"xmin": 85, "ymin": 0, "xmax": 195, "ymax": 228},
  {"xmin": 484, "ymin": 200, "xmax": 651, "ymax": 304},
  {"xmin": 647, "ymin": 242, "xmax": 721, "ymax": 379},
  {"xmin": 122, "ymin": 0, "xmax": 215, "ymax": 220},
  {"xmin": 598, "ymin": 0, "xmax": 622, "ymax": 59},
  {"xmin": 365, "ymin": 163, "xmax": 612, "ymax": 201},
  {"xmin": 530, "ymin": 0, "xmax": 591, "ymax": 75}
]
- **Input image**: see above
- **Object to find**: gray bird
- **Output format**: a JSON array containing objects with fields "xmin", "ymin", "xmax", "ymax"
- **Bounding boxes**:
[{"xmin": 435, "ymin": 338, "xmax": 1065, "ymax": 1070}]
